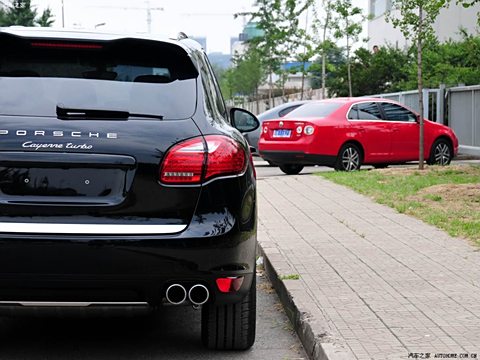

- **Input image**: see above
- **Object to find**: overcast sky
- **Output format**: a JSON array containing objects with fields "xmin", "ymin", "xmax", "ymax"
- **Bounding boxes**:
[{"xmin": 30, "ymin": 0, "xmax": 368, "ymax": 54}]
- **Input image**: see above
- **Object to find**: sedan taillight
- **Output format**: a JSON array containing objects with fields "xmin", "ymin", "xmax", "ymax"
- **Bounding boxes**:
[{"xmin": 160, "ymin": 135, "xmax": 246, "ymax": 185}]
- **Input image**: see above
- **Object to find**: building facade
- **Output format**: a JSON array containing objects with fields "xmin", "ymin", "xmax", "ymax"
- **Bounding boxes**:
[{"xmin": 368, "ymin": 0, "xmax": 480, "ymax": 49}]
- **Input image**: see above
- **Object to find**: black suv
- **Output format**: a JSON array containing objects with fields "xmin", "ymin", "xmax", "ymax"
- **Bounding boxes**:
[{"xmin": 0, "ymin": 27, "xmax": 259, "ymax": 350}]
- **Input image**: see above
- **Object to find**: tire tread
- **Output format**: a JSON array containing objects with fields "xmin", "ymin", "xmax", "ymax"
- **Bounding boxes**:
[{"xmin": 201, "ymin": 277, "xmax": 256, "ymax": 350}]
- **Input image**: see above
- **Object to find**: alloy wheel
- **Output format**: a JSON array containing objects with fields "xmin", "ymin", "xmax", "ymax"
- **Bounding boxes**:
[
  {"xmin": 341, "ymin": 146, "xmax": 360, "ymax": 171},
  {"xmin": 434, "ymin": 142, "xmax": 451, "ymax": 165}
]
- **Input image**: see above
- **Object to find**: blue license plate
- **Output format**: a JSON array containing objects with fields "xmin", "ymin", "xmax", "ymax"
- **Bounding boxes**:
[{"xmin": 273, "ymin": 129, "xmax": 291, "ymax": 138}]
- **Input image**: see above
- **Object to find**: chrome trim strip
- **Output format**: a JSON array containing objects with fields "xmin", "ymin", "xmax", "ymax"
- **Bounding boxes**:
[
  {"xmin": 0, "ymin": 301, "xmax": 149, "ymax": 307},
  {"xmin": 0, "ymin": 222, "xmax": 187, "ymax": 235}
]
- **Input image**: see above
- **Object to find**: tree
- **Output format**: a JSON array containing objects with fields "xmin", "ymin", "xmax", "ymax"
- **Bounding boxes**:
[
  {"xmin": 331, "ymin": 0, "xmax": 367, "ymax": 97},
  {"xmin": 386, "ymin": 0, "xmax": 450, "ymax": 170},
  {"xmin": 311, "ymin": 0, "xmax": 335, "ymax": 99},
  {"xmin": 309, "ymin": 41, "xmax": 346, "ymax": 91},
  {"xmin": 36, "ymin": 7, "xmax": 54, "ymax": 27},
  {"xmin": 0, "ymin": 0, "xmax": 54, "ymax": 27},
  {"xmin": 238, "ymin": 0, "xmax": 312, "ymax": 106},
  {"xmin": 325, "ymin": 45, "xmax": 410, "ymax": 96},
  {"xmin": 217, "ymin": 47, "xmax": 266, "ymax": 112}
]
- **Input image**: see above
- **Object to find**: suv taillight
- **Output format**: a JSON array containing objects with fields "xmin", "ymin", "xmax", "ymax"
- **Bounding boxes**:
[{"xmin": 160, "ymin": 135, "xmax": 246, "ymax": 185}]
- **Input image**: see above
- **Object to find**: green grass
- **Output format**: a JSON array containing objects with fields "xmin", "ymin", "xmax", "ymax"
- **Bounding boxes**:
[
  {"xmin": 318, "ymin": 165, "xmax": 480, "ymax": 246},
  {"xmin": 279, "ymin": 274, "xmax": 300, "ymax": 280}
]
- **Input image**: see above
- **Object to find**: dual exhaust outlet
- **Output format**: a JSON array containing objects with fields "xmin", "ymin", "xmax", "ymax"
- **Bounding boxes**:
[{"xmin": 165, "ymin": 284, "xmax": 209, "ymax": 306}]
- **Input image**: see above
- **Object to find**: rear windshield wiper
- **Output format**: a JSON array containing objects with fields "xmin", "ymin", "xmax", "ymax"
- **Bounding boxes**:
[{"xmin": 56, "ymin": 105, "xmax": 164, "ymax": 120}]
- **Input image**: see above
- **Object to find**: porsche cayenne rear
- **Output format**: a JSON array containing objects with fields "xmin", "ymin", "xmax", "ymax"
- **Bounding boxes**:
[{"xmin": 0, "ymin": 27, "xmax": 259, "ymax": 350}]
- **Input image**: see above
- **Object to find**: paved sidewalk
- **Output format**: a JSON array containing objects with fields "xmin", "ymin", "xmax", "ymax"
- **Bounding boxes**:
[{"xmin": 257, "ymin": 174, "xmax": 480, "ymax": 360}]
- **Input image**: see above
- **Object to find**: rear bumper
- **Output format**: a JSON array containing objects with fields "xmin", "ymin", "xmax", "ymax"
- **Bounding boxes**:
[
  {"xmin": 0, "ymin": 170, "xmax": 258, "ymax": 308},
  {"xmin": 259, "ymin": 150, "xmax": 336, "ymax": 167},
  {"xmin": 0, "ymin": 228, "xmax": 256, "ymax": 306}
]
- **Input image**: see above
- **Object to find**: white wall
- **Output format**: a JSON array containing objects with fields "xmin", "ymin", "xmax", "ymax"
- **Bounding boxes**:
[{"xmin": 368, "ymin": 3, "xmax": 480, "ymax": 50}]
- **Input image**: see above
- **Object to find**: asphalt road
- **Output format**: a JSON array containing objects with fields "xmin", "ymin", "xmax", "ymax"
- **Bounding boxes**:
[
  {"xmin": 254, "ymin": 158, "xmax": 332, "ymax": 179},
  {"xmin": 0, "ymin": 273, "xmax": 306, "ymax": 360}
]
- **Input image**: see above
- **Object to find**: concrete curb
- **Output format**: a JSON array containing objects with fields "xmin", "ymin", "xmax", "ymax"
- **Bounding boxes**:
[{"xmin": 259, "ymin": 242, "xmax": 355, "ymax": 360}]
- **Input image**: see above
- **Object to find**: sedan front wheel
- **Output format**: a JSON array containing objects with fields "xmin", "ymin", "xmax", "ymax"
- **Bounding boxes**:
[
  {"xmin": 335, "ymin": 143, "xmax": 362, "ymax": 171},
  {"xmin": 428, "ymin": 139, "xmax": 452, "ymax": 166}
]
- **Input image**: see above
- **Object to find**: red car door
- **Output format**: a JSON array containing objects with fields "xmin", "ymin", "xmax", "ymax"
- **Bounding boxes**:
[
  {"xmin": 380, "ymin": 102, "xmax": 419, "ymax": 161},
  {"xmin": 347, "ymin": 102, "xmax": 392, "ymax": 162}
]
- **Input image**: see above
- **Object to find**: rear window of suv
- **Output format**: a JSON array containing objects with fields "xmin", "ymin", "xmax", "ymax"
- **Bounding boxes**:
[{"xmin": 0, "ymin": 34, "xmax": 199, "ymax": 120}]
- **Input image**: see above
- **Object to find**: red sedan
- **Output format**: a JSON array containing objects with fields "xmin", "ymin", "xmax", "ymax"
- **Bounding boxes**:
[{"xmin": 258, "ymin": 98, "xmax": 459, "ymax": 174}]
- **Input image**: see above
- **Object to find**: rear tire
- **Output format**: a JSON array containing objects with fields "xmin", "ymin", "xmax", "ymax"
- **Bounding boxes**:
[
  {"xmin": 334, "ymin": 143, "xmax": 362, "ymax": 171},
  {"xmin": 279, "ymin": 164, "xmax": 304, "ymax": 175},
  {"xmin": 201, "ymin": 277, "xmax": 256, "ymax": 350},
  {"xmin": 428, "ymin": 138, "xmax": 453, "ymax": 166}
]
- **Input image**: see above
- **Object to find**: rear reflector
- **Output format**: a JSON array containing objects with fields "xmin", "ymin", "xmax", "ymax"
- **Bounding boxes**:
[
  {"xmin": 216, "ymin": 277, "xmax": 244, "ymax": 293},
  {"xmin": 30, "ymin": 42, "xmax": 103, "ymax": 49},
  {"xmin": 160, "ymin": 135, "xmax": 247, "ymax": 185}
]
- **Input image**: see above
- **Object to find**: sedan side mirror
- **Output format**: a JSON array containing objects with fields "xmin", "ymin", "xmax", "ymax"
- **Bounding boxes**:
[{"xmin": 230, "ymin": 108, "xmax": 260, "ymax": 133}]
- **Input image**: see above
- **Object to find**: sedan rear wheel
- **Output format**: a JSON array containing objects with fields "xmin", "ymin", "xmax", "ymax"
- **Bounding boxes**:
[
  {"xmin": 428, "ymin": 139, "xmax": 452, "ymax": 166},
  {"xmin": 279, "ymin": 164, "xmax": 304, "ymax": 175},
  {"xmin": 335, "ymin": 143, "xmax": 362, "ymax": 171}
]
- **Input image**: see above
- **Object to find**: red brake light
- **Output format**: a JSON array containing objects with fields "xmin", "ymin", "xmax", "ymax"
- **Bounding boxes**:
[
  {"xmin": 160, "ymin": 135, "xmax": 247, "ymax": 185},
  {"xmin": 204, "ymin": 135, "xmax": 246, "ymax": 180},
  {"xmin": 160, "ymin": 137, "xmax": 205, "ymax": 184},
  {"xmin": 30, "ymin": 42, "xmax": 103, "ymax": 49}
]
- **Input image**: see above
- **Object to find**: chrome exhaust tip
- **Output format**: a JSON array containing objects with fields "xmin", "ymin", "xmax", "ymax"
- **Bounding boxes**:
[
  {"xmin": 165, "ymin": 284, "xmax": 187, "ymax": 305},
  {"xmin": 188, "ymin": 284, "xmax": 209, "ymax": 306}
]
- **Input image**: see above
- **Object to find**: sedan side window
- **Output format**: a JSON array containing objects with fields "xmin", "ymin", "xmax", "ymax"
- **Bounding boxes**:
[
  {"xmin": 348, "ymin": 105, "xmax": 359, "ymax": 120},
  {"xmin": 355, "ymin": 102, "xmax": 383, "ymax": 120},
  {"xmin": 381, "ymin": 103, "xmax": 417, "ymax": 122}
]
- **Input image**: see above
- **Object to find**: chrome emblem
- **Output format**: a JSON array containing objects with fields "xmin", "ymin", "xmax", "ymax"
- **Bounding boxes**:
[{"xmin": 279, "ymin": 121, "xmax": 284, "ymax": 127}]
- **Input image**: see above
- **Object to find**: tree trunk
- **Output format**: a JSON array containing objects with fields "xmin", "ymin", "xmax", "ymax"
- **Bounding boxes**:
[
  {"xmin": 418, "ymin": 5, "xmax": 425, "ymax": 170},
  {"xmin": 255, "ymin": 86, "xmax": 260, "ymax": 115},
  {"xmin": 347, "ymin": 36, "xmax": 352, "ymax": 97},
  {"xmin": 321, "ymin": 51, "xmax": 327, "ymax": 99},
  {"xmin": 300, "ymin": 65, "xmax": 305, "ymax": 100},
  {"xmin": 346, "ymin": 18, "xmax": 352, "ymax": 97},
  {"xmin": 321, "ymin": 3, "xmax": 330, "ymax": 100},
  {"xmin": 268, "ymin": 71, "xmax": 273, "ymax": 109}
]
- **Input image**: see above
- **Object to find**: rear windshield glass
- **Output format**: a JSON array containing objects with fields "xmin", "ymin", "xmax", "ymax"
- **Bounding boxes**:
[
  {"xmin": 0, "ymin": 34, "xmax": 199, "ymax": 119},
  {"xmin": 284, "ymin": 102, "xmax": 343, "ymax": 119}
]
